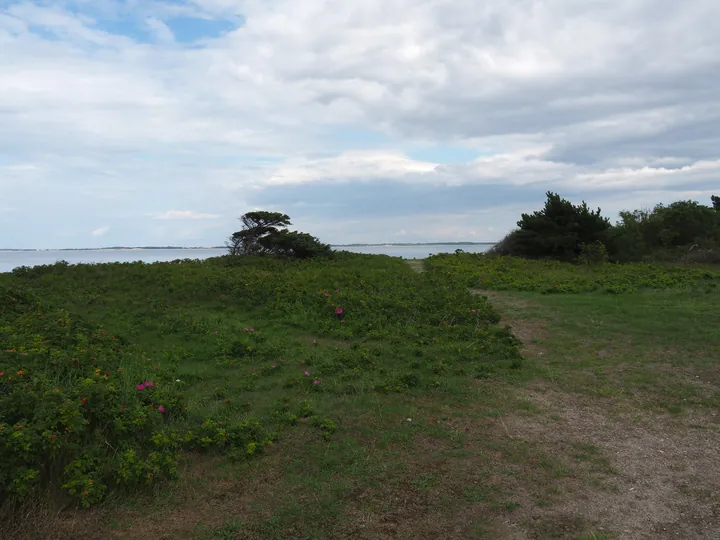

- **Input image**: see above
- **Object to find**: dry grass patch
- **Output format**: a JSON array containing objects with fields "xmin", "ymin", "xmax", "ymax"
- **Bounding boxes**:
[{"xmin": 498, "ymin": 386, "xmax": 720, "ymax": 539}]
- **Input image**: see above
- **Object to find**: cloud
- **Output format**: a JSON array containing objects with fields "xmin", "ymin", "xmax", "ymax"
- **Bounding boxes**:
[
  {"xmin": 145, "ymin": 17, "xmax": 175, "ymax": 43},
  {"xmin": 574, "ymin": 159, "xmax": 720, "ymax": 191},
  {"xmin": 151, "ymin": 210, "xmax": 222, "ymax": 220},
  {"xmin": 262, "ymin": 151, "xmax": 437, "ymax": 186},
  {"xmin": 92, "ymin": 225, "xmax": 110, "ymax": 237},
  {"xmin": 0, "ymin": 0, "xmax": 718, "ymax": 248}
]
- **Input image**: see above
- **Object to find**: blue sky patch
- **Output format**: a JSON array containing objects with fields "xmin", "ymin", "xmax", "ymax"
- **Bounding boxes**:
[
  {"xmin": 316, "ymin": 127, "xmax": 394, "ymax": 151},
  {"xmin": 166, "ymin": 16, "xmax": 238, "ymax": 43},
  {"xmin": 406, "ymin": 145, "xmax": 479, "ymax": 164}
]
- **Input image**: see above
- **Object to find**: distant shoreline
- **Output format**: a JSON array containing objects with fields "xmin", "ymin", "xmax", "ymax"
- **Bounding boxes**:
[
  {"xmin": 336, "ymin": 242, "xmax": 496, "ymax": 247},
  {"xmin": 1, "ymin": 242, "xmax": 496, "ymax": 252},
  {"xmin": 0, "ymin": 247, "xmax": 226, "ymax": 252}
]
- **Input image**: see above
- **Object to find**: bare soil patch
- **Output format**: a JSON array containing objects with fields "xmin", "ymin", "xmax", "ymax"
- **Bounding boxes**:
[{"xmin": 497, "ymin": 386, "xmax": 720, "ymax": 539}]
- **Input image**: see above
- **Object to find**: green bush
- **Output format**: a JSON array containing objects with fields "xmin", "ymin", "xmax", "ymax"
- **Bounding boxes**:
[
  {"xmin": 492, "ymin": 192, "xmax": 610, "ymax": 261},
  {"xmin": 608, "ymin": 199, "xmax": 720, "ymax": 262},
  {"xmin": 493, "ymin": 193, "xmax": 720, "ymax": 263},
  {"xmin": 578, "ymin": 241, "xmax": 609, "ymax": 266},
  {"xmin": 0, "ymin": 292, "xmax": 273, "ymax": 507}
]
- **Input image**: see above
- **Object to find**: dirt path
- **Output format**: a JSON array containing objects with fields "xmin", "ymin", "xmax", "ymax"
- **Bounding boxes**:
[
  {"xmin": 504, "ymin": 387, "xmax": 719, "ymax": 539},
  {"xmin": 480, "ymin": 290, "xmax": 720, "ymax": 539}
]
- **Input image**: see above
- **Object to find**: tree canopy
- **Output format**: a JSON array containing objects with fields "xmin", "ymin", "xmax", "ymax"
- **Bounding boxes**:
[
  {"xmin": 493, "ymin": 193, "xmax": 720, "ymax": 263},
  {"xmin": 227, "ymin": 211, "xmax": 331, "ymax": 259},
  {"xmin": 609, "ymin": 198, "xmax": 720, "ymax": 261},
  {"xmin": 492, "ymin": 192, "xmax": 610, "ymax": 261}
]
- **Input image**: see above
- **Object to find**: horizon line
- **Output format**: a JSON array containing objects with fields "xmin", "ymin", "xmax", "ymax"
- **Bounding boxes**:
[{"xmin": 0, "ymin": 241, "xmax": 498, "ymax": 252}]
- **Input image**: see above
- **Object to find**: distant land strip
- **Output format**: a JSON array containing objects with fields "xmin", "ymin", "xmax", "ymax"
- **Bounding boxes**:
[{"xmin": 1, "ymin": 242, "xmax": 496, "ymax": 252}]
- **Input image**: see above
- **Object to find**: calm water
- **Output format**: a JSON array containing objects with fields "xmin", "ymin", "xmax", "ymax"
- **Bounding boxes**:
[
  {"xmin": 0, "ymin": 244, "xmax": 493, "ymax": 273},
  {"xmin": 337, "ymin": 244, "xmax": 493, "ymax": 259},
  {"xmin": 0, "ymin": 248, "xmax": 227, "ymax": 273}
]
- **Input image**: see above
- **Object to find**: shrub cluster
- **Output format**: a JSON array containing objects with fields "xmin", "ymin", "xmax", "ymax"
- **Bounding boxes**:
[
  {"xmin": 493, "ymin": 192, "xmax": 720, "ymax": 263},
  {"xmin": 0, "ymin": 286, "xmax": 274, "ymax": 507}
]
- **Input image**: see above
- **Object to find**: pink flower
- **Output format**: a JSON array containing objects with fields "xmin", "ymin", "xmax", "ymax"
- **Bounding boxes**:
[
  {"xmin": 144, "ymin": 380, "xmax": 154, "ymax": 388},
  {"xmin": 136, "ymin": 383, "xmax": 145, "ymax": 390},
  {"xmin": 313, "ymin": 380, "xmax": 320, "ymax": 385},
  {"xmin": 335, "ymin": 307, "xmax": 343, "ymax": 315},
  {"xmin": 312, "ymin": 339, "xmax": 317, "ymax": 344},
  {"xmin": 340, "ymin": 320, "xmax": 345, "ymax": 323},
  {"xmin": 250, "ymin": 328, "xmax": 255, "ymax": 333},
  {"xmin": 471, "ymin": 309, "xmax": 476, "ymax": 313},
  {"xmin": 158, "ymin": 405, "xmax": 165, "ymax": 414},
  {"xmin": 335, "ymin": 289, "xmax": 340, "ymax": 293},
  {"xmin": 244, "ymin": 328, "xmax": 249, "ymax": 332},
  {"xmin": 324, "ymin": 292, "xmax": 330, "ymax": 297},
  {"xmin": 304, "ymin": 370, "xmax": 311, "ymax": 376}
]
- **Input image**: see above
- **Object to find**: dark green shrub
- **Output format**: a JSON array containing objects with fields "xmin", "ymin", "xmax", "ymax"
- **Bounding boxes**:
[
  {"xmin": 491, "ymin": 192, "xmax": 610, "ymax": 261},
  {"xmin": 578, "ymin": 241, "xmax": 609, "ymax": 266}
]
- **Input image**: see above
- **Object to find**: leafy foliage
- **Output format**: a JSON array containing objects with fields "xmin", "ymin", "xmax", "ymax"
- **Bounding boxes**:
[
  {"xmin": 227, "ymin": 211, "xmax": 330, "ymax": 259},
  {"xmin": 493, "ymin": 192, "xmax": 720, "ymax": 263},
  {"xmin": 578, "ymin": 240, "xmax": 609, "ymax": 266},
  {"xmin": 0, "ymin": 253, "xmax": 520, "ymax": 507},
  {"xmin": 608, "ymin": 198, "xmax": 720, "ymax": 262},
  {"xmin": 426, "ymin": 253, "xmax": 720, "ymax": 294},
  {"xmin": 492, "ymin": 192, "xmax": 610, "ymax": 261},
  {"xmin": 0, "ymin": 285, "xmax": 275, "ymax": 507},
  {"xmin": 258, "ymin": 230, "xmax": 332, "ymax": 259}
]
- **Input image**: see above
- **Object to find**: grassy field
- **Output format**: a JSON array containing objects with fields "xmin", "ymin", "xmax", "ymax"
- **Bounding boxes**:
[{"xmin": 1, "ymin": 253, "xmax": 719, "ymax": 539}]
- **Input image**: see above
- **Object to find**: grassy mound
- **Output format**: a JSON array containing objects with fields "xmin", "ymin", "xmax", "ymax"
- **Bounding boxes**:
[{"xmin": 0, "ymin": 253, "xmax": 520, "ymax": 507}]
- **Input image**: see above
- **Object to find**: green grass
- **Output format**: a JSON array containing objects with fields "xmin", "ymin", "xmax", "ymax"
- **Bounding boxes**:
[
  {"xmin": 482, "ymin": 289, "xmax": 720, "ymax": 410},
  {"xmin": 1, "ymin": 253, "xmax": 718, "ymax": 539},
  {"xmin": 0, "ymin": 254, "xmax": 520, "ymax": 510},
  {"xmin": 425, "ymin": 253, "xmax": 720, "ymax": 412},
  {"xmin": 426, "ymin": 252, "xmax": 720, "ymax": 293}
]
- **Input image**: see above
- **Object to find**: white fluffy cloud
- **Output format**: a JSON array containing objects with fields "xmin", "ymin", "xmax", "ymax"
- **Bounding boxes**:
[
  {"xmin": 145, "ymin": 17, "xmax": 175, "ymax": 43},
  {"xmin": 91, "ymin": 225, "xmax": 110, "ymax": 237},
  {"xmin": 0, "ymin": 0, "xmax": 718, "ymax": 247}
]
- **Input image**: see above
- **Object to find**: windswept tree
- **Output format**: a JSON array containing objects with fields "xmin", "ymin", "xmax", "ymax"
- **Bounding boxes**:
[
  {"xmin": 227, "ymin": 211, "xmax": 331, "ymax": 259},
  {"xmin": 712, "ymin": 195, "xmax": 720, "ymax": 211},
  {"xmin": 226, "ymin": 211, "xmax": 291, "ymax": 255}
]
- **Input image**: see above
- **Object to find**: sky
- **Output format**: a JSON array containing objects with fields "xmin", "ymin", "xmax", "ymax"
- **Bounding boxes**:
[{"xmin": 1, "ymin": 0, "xmax": 719, "ymax": 249}]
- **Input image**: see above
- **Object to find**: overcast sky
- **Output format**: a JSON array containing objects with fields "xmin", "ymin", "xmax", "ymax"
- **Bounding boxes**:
[{"xmin": 1, "ymin": 0, "xmax": 719, "ymax": 248}]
